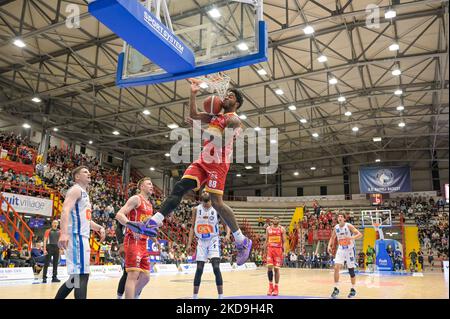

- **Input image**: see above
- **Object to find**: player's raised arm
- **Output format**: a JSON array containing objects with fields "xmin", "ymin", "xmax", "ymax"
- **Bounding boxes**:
[
  {"xmin": 186, "ymin": 207, "xmax": 197, "ymax": 255},
  {"xmin": 327, "ymin": 228, "xmax": 336, "ymax": 255},
  {"xmin": 188, "ymin": 79, "xmax": 213, "ymax": 123},
  {"xmin": 115, "ymin": 195, "xmax": 140, "ymax": 226},
  {"xmin": 58, "ymin": 186, "xmax": 81, "ymax": 250},
  {"xmin": 348, "ymin": 224, "xmax": 362, "ymax": 240}
]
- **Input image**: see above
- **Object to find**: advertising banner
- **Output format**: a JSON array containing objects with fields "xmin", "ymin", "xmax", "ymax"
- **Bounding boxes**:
[
  {"xmin": 1, "ymin": 192, "xmax": 53, "ymax": 216},
  {"xmin": 359, "ymin": 166, "xmax": 411, "ymax": 194}
]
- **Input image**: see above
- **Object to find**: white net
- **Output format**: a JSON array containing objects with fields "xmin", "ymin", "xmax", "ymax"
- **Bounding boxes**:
[{"xmin": 194, "ymin": 72, "xmax": 231, "ymax": 100}]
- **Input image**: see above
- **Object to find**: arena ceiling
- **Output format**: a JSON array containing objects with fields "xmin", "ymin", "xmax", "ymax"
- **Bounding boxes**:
[{"xmin": 0, "ymin": 0, "xmax": 448, "ymax": 183}]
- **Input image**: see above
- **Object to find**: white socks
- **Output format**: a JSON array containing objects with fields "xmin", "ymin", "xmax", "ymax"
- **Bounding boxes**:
[
  {"xmin": 117, "ymin": 294, "xmax": 123, "ymax": 299},
  {"xmin": 193, "ymin": 294, "xmax": 199, "ymax": 299},
  {"xmin": 232, "ymin": 229, "xmax": 245, "ymax": 244},
  {"xmin": 218, "ymin": 294, "xmax": 224, "ymax": 299},
  {"xmin": 151, "ymin": 212, "xmax": 165, "ymax": 226}
]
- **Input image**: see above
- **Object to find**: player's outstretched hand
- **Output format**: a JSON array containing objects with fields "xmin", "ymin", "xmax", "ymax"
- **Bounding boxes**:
[
  {"xmin": 126, "ymin": 221, "xmax": 157, "ymax": 237},
  {"xmin": 188, "ymin": 78, "xmax": 201, "ymax": 94}
]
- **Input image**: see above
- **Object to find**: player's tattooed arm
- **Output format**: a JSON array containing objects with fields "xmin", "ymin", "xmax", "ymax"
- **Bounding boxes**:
[
  {"xmin": 189, "ymin": 80, "xmax": 213, "ymax": 123},
  {"xmin": 115, "ymin": 195, "xmax": 140, "ymax": 226},
  {"xmin": 186, "ymin": 207, "xmax": 197, "ymax": 255}
]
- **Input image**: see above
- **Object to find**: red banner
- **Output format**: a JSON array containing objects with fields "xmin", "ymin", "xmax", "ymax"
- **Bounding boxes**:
[{"xmin": 0, "ymin": 159, "xmax": 34, "ymax": 174}]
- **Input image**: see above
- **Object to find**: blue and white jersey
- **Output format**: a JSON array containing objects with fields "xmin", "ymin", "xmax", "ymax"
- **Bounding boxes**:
[
  {"xmin": 334, "ymin": 223, "xmax": 355, "ymax": 250},
  {"xmin": 67, "ymin": 184, "xmax": 92, "ymax": 238},
  {"xmin": 194, "ymin": 204, "xmax": 219, "ymax": 239}
]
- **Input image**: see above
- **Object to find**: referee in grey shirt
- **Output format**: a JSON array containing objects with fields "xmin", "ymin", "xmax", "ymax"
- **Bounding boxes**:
[{"xmin": 43, "ymin": 220, "xmax": 61, "ymax": 283}]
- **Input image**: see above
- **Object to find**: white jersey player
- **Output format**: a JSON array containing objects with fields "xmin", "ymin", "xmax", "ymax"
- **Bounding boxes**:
[
  {"xmin": 187, "ymin": 192, "xmax": 230, "ymax": 299},
  {"xmin": 328, "ymin": 212, "xmax": 362, "ymax": 298},
  {"xmin": 56, "ymin": 166, "xmax": 105, "ymax": 299}
]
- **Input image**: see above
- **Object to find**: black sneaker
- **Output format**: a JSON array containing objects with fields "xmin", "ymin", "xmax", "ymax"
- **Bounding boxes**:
[
  {"xmin": 331, "ymin": 287, "xmax": 340, "ymax": 298},
  {"xmin": 348, "ymin": 288, "xmax": 357, "ymax": 298},
  {"xmin": 42, "ymin": 279, "xmax": 47, "ymax": 283},
  {"xmin": 52, "ymin": 278, "xmax": 61, "ymax": 283}
]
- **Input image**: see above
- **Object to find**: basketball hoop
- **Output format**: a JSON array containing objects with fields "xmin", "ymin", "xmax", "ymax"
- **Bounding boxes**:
[{"xmin": 190, "ymin": 72, "xmax": 231, "ymax": 100}]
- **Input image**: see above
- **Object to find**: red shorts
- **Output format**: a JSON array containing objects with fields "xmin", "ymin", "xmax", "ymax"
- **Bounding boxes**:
[
  {"xmin": 266, "ymin": 247, "xmax": 283, "ymax": 268},
  {"xmin": 183, "ymin": 161, "xmax": 229, "ymax": 195},
  {"xmin": 124, "ymin": 238, "xmax": 150, "ymax": 273}
]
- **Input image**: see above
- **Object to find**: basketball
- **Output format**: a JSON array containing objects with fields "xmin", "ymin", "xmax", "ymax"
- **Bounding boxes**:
[{"xmin": 203, "ymin": 95, "xmax": 223, "ymax": 115}]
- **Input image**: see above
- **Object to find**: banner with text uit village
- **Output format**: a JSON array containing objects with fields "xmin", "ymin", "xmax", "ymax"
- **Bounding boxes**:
[{"xmin": 359, "ymin": 166, "xmax": 412, "ymax": 194}]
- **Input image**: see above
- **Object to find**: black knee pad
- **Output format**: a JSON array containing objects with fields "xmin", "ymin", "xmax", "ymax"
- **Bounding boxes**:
[
  {"xmin": 348, "ymin": 268, "xmax": 355, "ymax": 278},
  {"xmin": 174, "ymin": 178, "xmax": 197, "ymax": 196},
  {"xmin": 194, "ymin": 261, "xmax": 205, "ymax": 287},
  {"xmin": 211, "ymin": 258, "xmax": 223, "ymax": 286},
  {"xmin": 267, "ymin": 269, "xmax": 274, "ymax": 281}
]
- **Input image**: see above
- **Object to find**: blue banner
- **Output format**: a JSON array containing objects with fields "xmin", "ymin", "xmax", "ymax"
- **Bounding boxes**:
[{"xmin": 359, "ymin": 166, "xmax": 411, "ymax": 194}]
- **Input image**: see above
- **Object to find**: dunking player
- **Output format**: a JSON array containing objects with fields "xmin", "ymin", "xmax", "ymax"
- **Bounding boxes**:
[
  {"xmin": 327, "ymin": 212, "xmax": 362, "ymax": 298},
  {"xmin": 127, "ymin": 81, "xmax": 252, "ymax": 265},
  {"xmin": 186, "ymin": 191, "xmax": 231, "ymax": 299},
  {"xmin": 264, "ymin": 217, "xmax": 287, "ymax": 296},
  {"xmin": 116, "ymin": 177, "xmax": 156, "ymax": 299},
  {"xmin": 56, "ymin": 166, "xmax": 105, "ymax": 299}
]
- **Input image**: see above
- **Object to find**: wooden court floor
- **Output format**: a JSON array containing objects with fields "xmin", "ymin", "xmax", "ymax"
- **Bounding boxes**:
[{"xmin": 0, "ymin": 268, "xmax": 447, "ymax": 299}]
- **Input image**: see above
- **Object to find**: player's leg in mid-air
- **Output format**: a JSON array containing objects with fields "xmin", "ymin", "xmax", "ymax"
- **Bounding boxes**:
[
  {"xmin": 209, "ymin": 192, "xmax": 252, "ymax": 265},
  {"xmin": 149, "ymin": 163, "xmax": 252, "ymax": 265}
]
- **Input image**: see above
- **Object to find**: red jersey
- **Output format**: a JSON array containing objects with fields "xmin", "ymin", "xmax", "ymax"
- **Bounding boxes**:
[
  {"xmin": 267, "ymin": 226, "xmax": 284, "ymax": 249},
  {"xmin": 125, "ymin": 194, "xmax": 153, "ymax": 241},
  {"xmin": 199, "ymin": 112, "xmax": 240, "ymax": 169}
]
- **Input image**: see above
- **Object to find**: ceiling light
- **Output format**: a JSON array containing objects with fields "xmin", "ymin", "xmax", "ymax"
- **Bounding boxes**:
[
  {"xmin": 208, "ymin": 8, "xmax": 221, "ymax": 18},
  {"xmin": 237, "ymin": 42, "xmax": 249, "ymax": 51},
  {"xmin": 199, "ymin": 82, "xmax": 209, "ymax": 89},
  {"xmin": 312, "ymin": 132, "xmax": 319, "ymax": 138},
  {"xmin": 257, "ymin": 69, "xmax": 267, "ymax": 76},
  {"xmin": 344, "ymin": 111, "xmax": 352, "ymax": 116},
  {"xmin": 88, "ymin": 140, "xmax": 93, "ymax": 144},
  {"xmin": 150, "ymin": 167, "xmax": 155, "ymax": 171},
  {"xmin": 373, "ymin": 137, "xmax": 382, "ymax": 142},
  {"xmin": 317, "ymin": 55, "xmax": 328, "ymax": 63},
  {"xmin": 288, "ymin": 105, "xmax": 296, "ymax": 111},
  {"xmin": 293, "ymin": 171, "xmax": 299, "ymax": 176},
  {"xmin": 22, "ymin": 123, "xmax": 31, "ymax": 129},
  {"xmin": 389, "ymin": 43, "xmax": 400, "ymax": 51},
  {"xmin": 392, "ymin": 69, "xmax": 402, "ymax": 76},
  {"xmin": 142, "ymin": 109, "xmax": 151, "ymax": 115},
  {"xmin": 112, "ymin": 130, "xmax": 120, "ymax": 135},
  {"xmin": 338, "ymin": 96, "xmax": 346, "ymax": 103},
  {"xmin": 375, "ymin": 159, "xmax": 381, "ymax": 163},
  {"xmin": 310, "ymin": 166, "xmax": 316, "ymax": 171},
  {"xmin": 164, "ymin": 153, "xmax": 170, "ymax": 157},
  {"xmin": 352, "ymin": 126, "xmax": 359, "ymax": 132},
  {"xmin": 53, "ymin": 128, "xmax": 59, "ymax": 132},
  {"xmin": 275, "ymin": 88, "xmax": 284, "ymax": 95},
  {"xmin": 303, "ymin": 25, "xmax": 315, "ymax": 35},
  {"xmin": 398, "ymin": 122, "xmax": 406, "ymax": 127},
  {"xmin": 385, "ymin": 9, "xmax": 397, "ymax": 19},
  {"xmin": 270, "ymin": 139, "xmax": 277, "ymax": 144},
  {"xmin": 236, "ymin": 174, "xmax": 242, "ymax": 177},
  {"xmin": 300, "ymin": 118, "xmax": 308, "ymax": 124},
  {"xmin": 254, "ymin": 126, "xmax": 261, "ymax": 131},
  {"xmin": 31, "ymin": 97, "xmax": 41, "ymax": 103},
  {"xmin": 13, "ymin": 39, "xmax": 26, "ymax": 48},
  {"xmin": 395, "ymin": 89, "xmax": 403, "ymax": 95},
  {"xmin": 396, "ymin": 105, "xmax": 404, "ymax": 111},
  {"xmin": 239, "ymin": 114, "xmax": 247, "ymax": 120},
  {"xmin": 167, "ymin": 123, "xmax": 179, "ymax": 129},
  {"xmin": 329, "ymin": 77, "xmax": 338, "ymax": 85},
  {"xmin": 245, "ymin": 165, "xmax": 253, "ymax": 170}
]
